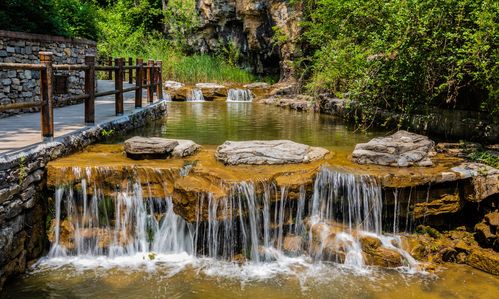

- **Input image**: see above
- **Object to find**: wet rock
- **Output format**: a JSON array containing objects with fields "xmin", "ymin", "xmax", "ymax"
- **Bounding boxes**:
[
  {"xmin": 451, "ymin": 163, "xmax": 499, "ymax": 201},
  {"xmin": 363, "ymin": 246, "xmax": 404, "ymax": 268},
  {"xmin": 262, "ymin": 97, "xmax": 312, "ymax": 111},
  {"xmin": 195, "ymin": 83, "xmax": 227, "ymax": 99},
  {"xmin": 413, "ymin": 193, "xmax": 461, "ymax": 219},
  {"xmin": 124, "ymin": 137, "xmax": 179, "ymax": 159},
  {"xmin": 474, "ymin": 221, "xmax": 496, "ymax": 248},
  {"xmin": 164, "ymin": 80, "xmax": 184, "ymax": 90},
  {"xmin": 215, "ymin": 140, "xmax": 329, "ymax": 165},
  {"xmin": 359, "ymin": 235, "xmax": 382, "ymax": 251},
  {"xmin": 171, "ymin": 140, "xmax": 201, "ymax": 158},
  {"xmin": 243, "ymin": 82, "xmax": 270, "ymax": 89},
  {"xmin": 48, "ymin": 219, "xmax": 75, "ymax": 250},
  {"xmin": 466, "ymin": 248, "xmax": 499, "ymax": 275},
  {"xmin": 352, "ymin": 130, "xmax": 435, "ymax": 167},
  {"xmin": 283, "ymin": 235, "xmax": 303, "ymax": 255},
  {"xmin": 485, "ymin": 211, "xmax": 499, "ymax": 227},
  {"xmin": 164, "ymin": 81, "xmax": 186, "ymax": 100},
  {"xmin": 269, "ymin": 82, "xmax": 298, "ymax": 96}
]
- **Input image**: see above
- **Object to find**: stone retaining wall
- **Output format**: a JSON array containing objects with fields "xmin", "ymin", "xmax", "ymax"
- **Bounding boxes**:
[
  {"xmin": 0, "ymin": 100, "xmax": 168, "ymax": 290},
  {"xmin": 0, "ymin": 30, "xmax": 97, "ymax": 118}
]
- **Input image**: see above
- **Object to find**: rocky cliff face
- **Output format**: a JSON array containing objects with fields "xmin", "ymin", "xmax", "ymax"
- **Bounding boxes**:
[{"xmin": 191, "ymin": 0, "xmax": 302, "ymax": 80}]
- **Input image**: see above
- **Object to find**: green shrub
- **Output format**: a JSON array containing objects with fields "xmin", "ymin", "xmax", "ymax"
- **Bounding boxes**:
[
  {"xmin": 304, "ymin": 0, "xmax": 499, "ymax": 119},
  {"xmin": 0, "ymin": 0, "xmax": 98, "ymax": 40}
]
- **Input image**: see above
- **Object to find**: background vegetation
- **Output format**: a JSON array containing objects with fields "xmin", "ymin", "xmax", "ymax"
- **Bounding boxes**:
[
  {"xmin": 0, "ymin": 0, "xmax": 257, "ymax": 83},
  {"xmin": 303, "ymin": 0, "xmax": 498, "ymax": 121},
  {"xmin": 1, "ymin": 0, "xmax": 497, "ymax": 112}
]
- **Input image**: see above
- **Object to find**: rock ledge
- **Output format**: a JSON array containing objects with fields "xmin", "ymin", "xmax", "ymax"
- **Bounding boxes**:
[
  {"xmin": 352, "ymin": 130, "xmax": 434, "ymax": 167},
  {"xmin": 124, "ymin": 136, "xmax": 200, "ymax": 160},
  {"xmin": 215, "ymin": 140, "xmax": 329, "ymax": 165}
]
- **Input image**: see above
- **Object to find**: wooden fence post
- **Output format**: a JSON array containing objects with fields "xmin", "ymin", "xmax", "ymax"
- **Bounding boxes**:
[
  {"xmin": 156, "ymin": 60, "xmax": 163, "ymax": 100},
  {"xmin": 128, "ymin": 57, "xmax": 133, "ymax": 84},
  {"xmin": 84, "ymin": 55, "xmax": 96, "ymax": 125},
  {"xmin": 115, "ymin": 57, "xmax": 124, "ymax": 115},
  {"xmin": 135, "ymin": 58, "xmax": 143, "ymax": 108},
  {"xmin": 107, "ymin": 57, "xmax": 113, "ymax": 80},
  {"xmin": 147, "ymin": 59, "xmax": 154, "ymax": 103},
  {"xmin": 39, "ymin": 52, "xmax": 54, "ymax": 140}
]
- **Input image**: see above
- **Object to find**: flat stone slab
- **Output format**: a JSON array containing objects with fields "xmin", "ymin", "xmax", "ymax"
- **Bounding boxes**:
[
  {"xmin": 171, "ymin": 139, "xmax": 201, "ymax": 158},
  {"xmin": 164, "ymin": 81, "xmax": 184, "ymax": 89},
  {"xmin": 195, "ymin": 83, "xmax": 227, "ymax": 98},
  {"xmin": 243, "ymin": 82, "xmax": 270, "ymax": 89},
  {"xmin": 215, "ymin": 140, "xmax": 329, "ymax": 165},
  {"xmin": 124, "ymin": 137, "xmax": 179, "ymax": 159},
  {"xmin": 124, "ymin": 137, "xmax": 201, "ymax": 159},
  {"xmin": 352, "ymin": 130, "xmax": 434, "ymax": 167}
]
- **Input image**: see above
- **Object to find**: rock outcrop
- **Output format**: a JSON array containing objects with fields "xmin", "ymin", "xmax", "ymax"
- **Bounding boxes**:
[
  {"xmin": 195, "ymin": 83, "xmax": 227, "ymax": 100},
  {"xmin": 191, "ymin": 0, "xmax": 303, "ymax": 79},
  {"xmin": 215, "ymin": 140, "xmax": 329, "ymax": 165},
  {"xmin": 352, "ymin": 130, "xmax": 435, "ymax": 167},
  {"xmin": 124, "ymin": 137, "xmax": 200, "ymax": 159}
]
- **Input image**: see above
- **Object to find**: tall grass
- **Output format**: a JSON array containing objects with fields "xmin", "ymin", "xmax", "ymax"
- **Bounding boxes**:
[{"xmin": 108, "ymin": 38, "xmax": 259, "ymax": 84}]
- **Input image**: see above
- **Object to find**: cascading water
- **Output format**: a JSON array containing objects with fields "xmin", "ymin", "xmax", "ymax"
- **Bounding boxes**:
[
  {"xmin": 47, "ymin": 166, "xmax": 418, "ymax": 273},
  {"xmin": 226, "ymin": 89, "xmax": 253, "ymax": 102},
  {"xmin": 187, "ymin": 89, "xmax": 205, "ymax": 102}
]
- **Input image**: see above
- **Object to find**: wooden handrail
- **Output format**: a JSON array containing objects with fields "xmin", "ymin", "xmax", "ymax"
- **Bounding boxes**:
[
  {"xmin": 0, "ymin": 52, "xmax": 164, "ymax": 139},
  {"xmin": 0, "ymin": 63, "xmax": 46, "ymax": 70},
  {"xmin": 0, "ymin": 101, "xmax": 40, "ymax": 112}
]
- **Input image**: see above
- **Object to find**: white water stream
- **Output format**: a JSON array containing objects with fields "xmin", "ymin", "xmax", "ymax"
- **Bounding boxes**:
[{"xmin": 44, "ymin": 167, "xmax": 419, "ymax": 279}]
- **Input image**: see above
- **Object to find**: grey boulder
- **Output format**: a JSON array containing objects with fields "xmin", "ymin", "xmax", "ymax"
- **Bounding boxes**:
[
  {"xmin": 124, "ymin": 137, "xmax": 200, "ymax": 159},
  {"xmin": 351, "ymin": 130, "xmax": 434, "ymax": 167},
  {"xmin": 215, "ymin": 140, "xmax": 329, "ymax": 165}
]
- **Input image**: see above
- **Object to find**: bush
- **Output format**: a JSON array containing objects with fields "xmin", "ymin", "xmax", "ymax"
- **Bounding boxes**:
[
  {"xmin": 0, "ymin": 0, "xmax": 98, "ymax": 40},
  {"xmin": 304, "ymin": 0, "xmax": 499, "ymax": 119},
  {"xmin": 0, "ymin": 0, "xmax": 68, "ymax": 36}
]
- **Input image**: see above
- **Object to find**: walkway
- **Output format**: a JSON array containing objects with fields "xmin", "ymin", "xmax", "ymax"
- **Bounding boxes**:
[{"xmin": 0, "ymin": 80, "xmax": 159, "ymax": 154}]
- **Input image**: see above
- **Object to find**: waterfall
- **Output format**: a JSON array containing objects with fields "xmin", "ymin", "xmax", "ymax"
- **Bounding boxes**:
[
  {"xmin": 187, "ymin": 89, "xmax": 205, "ymax": 102},
  {"xmin": 48, "ymin": 180, "xmax": 194, "ymax": 258},
  {"xmin": 48, "ymin": 166, "xmax": 417, "ymax": 271},
  {"xmin": 227, "ymin": 89, "xmax": 253, "ymax": 102}
]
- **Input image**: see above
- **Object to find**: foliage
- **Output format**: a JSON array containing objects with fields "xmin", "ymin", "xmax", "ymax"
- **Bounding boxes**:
[
  {"xmin": 304, "ymin": 0, "xmax": 499, "ymax": 120},
  {"xmin": 54, "ymin": 0, "xmax": 99, "ymax": 40},
  {"xmin": 0, "ymin": 0, "xmax": 67, "ymax": 36},
  {"xmin": 96, "ymin": 0, "xmax": 257, "ymax": 83},
  {"xmin": 95, "ymin": 0, "xmax": 163, "ymax": 56},
  {"xmin": 162, "ymin": 0, "xmax": 200, "ymax": 50},
  {"xmin": 110, "ymin": 37, "xmax": 257, "ymax": 83},
  {"xmin": 220, "ymin": 39, "xmax": 242, "ymax": 67},
  {"xmin": 467, "ymin": 149, "xmax": 499, "ymax": 168},
  {"xmin": 0, "ymin": 0, "xmax": 98, "ymax": 40}
]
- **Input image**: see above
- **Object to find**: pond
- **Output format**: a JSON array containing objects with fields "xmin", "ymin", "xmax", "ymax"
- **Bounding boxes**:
[{"xmin": 3, "ymin": 101, "xmax": 498, "ymax": 299}]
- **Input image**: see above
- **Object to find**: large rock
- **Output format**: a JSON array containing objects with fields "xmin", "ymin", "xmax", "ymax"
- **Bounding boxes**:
[
  {"xmin": 451, "ymin": 163, "xmax": 499, "ymax": 201},
  {"xmin": 191, "ymin": 0, "xmax": 302, "ymax": 78},
  {"xmin": 352, "ymin": 130, "xmax": 435, "ymax": 167},
  {"xmin": 124, "ymin": 137, "xmax": 200, "ymax": 160},
  {"xmin": 466, "ymin": 248, "xmax": 499, "ymax": 275},
  {"xmin": 171, "ymin": 139, "xmax": 201, "ymax": 158},
  {"xmin": 195, "ymin": 83, "xmax": 227, "ymax": 99},
  {"xmin": 243, "ymin": 82, "xmax": 270, "ymax": 89},
  {"xmin": 215, "ymin": 140, "xmax": 329, "ymax": 165}
]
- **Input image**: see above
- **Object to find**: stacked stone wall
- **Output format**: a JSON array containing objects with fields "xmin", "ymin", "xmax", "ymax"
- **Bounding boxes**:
[{"xmin": 0, "ymin": 30, "xmax": 96, "ymax": 118}]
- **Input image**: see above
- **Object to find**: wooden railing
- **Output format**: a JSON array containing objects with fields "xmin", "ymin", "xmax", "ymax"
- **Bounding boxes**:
[{"xmin": 0, "ymin": 52, "xmax": 163, "ymax": 141}]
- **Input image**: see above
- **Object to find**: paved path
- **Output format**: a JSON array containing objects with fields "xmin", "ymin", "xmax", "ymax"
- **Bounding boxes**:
[{"xmin": 0, "ymin": 80, "xmax": 159, "ymax": 154}]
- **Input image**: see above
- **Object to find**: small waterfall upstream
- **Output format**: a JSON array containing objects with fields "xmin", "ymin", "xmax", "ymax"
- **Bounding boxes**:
[
  {"xmin": 187, "ymin": 89, "xmax": 205, "ymax": 102},
  {"xmin": 227, "ymin": 89, "xmax": 253, "ymax": 102},
  {"xmin": 47, "ymin": 167, "xmax": 418, "ymax": 272}
]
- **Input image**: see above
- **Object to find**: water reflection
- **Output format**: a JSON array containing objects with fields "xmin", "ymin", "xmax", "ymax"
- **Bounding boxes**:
[{"xmin": 120, "ymin": 101, "xmax": 381, "ymax": 148}]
